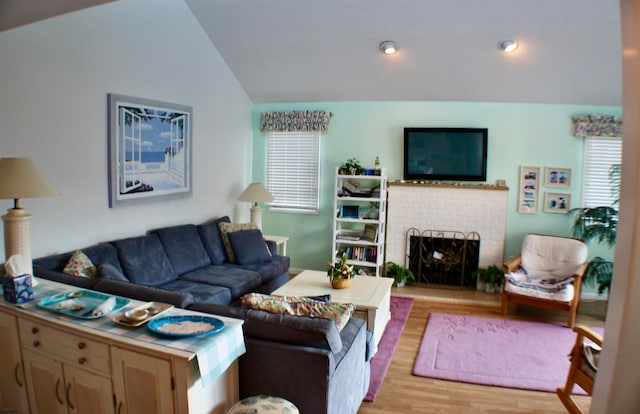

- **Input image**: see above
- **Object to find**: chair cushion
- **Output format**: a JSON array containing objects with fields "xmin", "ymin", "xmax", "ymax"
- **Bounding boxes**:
[
  {"xmin": 520, "ymin": 234, "xmax": 588, "ymax": 280},
  {"xmin": 505, "ymin": 275, "xmax": 575, "ymax": 301}
]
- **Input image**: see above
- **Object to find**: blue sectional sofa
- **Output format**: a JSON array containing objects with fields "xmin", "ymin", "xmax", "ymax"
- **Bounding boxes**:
[
  {"xmin": 32, "ymin": 215, "xmax": 371, "ymax": 414},
  {"xmin": 32, "ymin": 216, "xmax": 290, "ymax": 308}
]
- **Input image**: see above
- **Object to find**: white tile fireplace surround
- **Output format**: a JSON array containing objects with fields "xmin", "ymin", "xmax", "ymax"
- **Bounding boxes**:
[{"xmin": 386, "ymin": 182, "xmax": 508, "ymax": 269}]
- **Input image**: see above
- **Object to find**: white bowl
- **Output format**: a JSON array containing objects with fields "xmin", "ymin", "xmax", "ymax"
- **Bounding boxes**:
[{"xmin": 124, "ymin": 308, "xmax": 149, "ymax": 322}]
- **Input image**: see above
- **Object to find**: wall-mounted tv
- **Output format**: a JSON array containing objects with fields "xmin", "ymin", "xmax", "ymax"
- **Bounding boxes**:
[{"xmin": 404, "ymin": 127, "xmax": 488, "ymax": 182}]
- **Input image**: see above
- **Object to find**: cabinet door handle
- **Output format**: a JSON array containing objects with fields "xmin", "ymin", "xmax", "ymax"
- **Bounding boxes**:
[
  {"xmin": 55, "ymin": 379, "xmax": 64, "ymax": 405},
  {"xmin": 31, "ymin": 327, "xmax": 38, "ymax": 334},
  {"xmin": 66, "ymin": 382, "xmax": 75, "ymax": 410},
  {"xmin": 78, "ymin": 357, "xmax": 87, "ymax": 365},
  {"xmin": 14, "ymin": 363, "xmax": 23, "ymax": 387},
  {"xmin": 32, "ymin": 340, "xmax": 40, "ymax": 347},
  {"xmin": 77, "ymin": 342, "xmax": 86, "ymax": 349}
]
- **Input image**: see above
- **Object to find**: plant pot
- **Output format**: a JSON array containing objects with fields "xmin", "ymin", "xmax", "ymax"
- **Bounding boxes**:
[
  {"xmin": 395, "ymin": 279, "xmax": 406, "ymax": 288},
  {"xmin": 331, "ymin": 278, "xmax": 352, "ymax": 289},
  {"xmin": 484, "ymin": 284, "xmax": 496, "ymax": 294}
]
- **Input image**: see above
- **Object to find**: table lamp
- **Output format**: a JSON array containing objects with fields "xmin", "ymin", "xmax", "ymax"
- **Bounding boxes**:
[
  {"xmin": 0, "ymin": 158, "xmax": 57, "ymax": 276},
  {"xmin": 237, "ymin": 183, "xmax": 274, "ymax": 230}
]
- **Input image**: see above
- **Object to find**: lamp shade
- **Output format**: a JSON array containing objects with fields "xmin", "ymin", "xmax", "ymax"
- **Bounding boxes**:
[
  {"xmin": 0, "ymin": 158, "xmax": 57, "ymax": 202},
  {"xmin": 238, "ymin": 183, "xmax": 274, "ymax": 203}
]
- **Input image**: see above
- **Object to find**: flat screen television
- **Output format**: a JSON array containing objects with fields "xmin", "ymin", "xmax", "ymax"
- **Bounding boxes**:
[{"xmin": 404, "ymin": 127, "xmax": 488, "ymax": 182}]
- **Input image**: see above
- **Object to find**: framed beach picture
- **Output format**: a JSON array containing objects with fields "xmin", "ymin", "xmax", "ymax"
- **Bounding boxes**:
[
  {"xmin": 544, "ymin": 192, "xmax": 571, "ymax": 213},
  {"xmin": 108, "ymin": 94, "xmax": 192, "ymax": 207},
  {"xmin": 544, "ymin": 167, "xmax": 572, "ymax": 188},
  {"xmin": 518, "ymin": 166, "xmax": 540, "ymax": 214}
]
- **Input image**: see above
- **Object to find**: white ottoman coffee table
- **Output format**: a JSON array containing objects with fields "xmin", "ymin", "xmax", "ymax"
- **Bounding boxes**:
[{"xmin": 272, "ymin": 270, "xmax": 393, "ymax": 346}]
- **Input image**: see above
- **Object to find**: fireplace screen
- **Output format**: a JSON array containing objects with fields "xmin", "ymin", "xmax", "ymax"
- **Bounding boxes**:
[{"xmin": 406, "ymin": 229, "xmax": 480, "ymax": 288}]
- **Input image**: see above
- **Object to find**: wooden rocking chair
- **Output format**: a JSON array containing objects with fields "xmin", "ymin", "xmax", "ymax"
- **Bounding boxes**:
[{"xmin": 556, "ymin": 325, "xmax": 603, "ymax": 414}]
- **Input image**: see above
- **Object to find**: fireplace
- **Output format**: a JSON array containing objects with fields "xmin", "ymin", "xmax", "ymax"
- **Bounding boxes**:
[{"xmin": 407, "ymin": 229, "xmax": 480, "ymax": 288}]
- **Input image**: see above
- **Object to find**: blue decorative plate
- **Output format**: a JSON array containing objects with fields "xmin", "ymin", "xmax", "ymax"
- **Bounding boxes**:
[{"xmin": 147, "ymin": 315, "xmax": 225, "ymax": 338}]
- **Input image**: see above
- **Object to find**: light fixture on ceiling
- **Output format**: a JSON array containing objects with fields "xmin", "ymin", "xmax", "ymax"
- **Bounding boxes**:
[
  {"xmin": 500, "ymin": 39, "xmax": 519, "ymax": 53},
  {"xmin": 379, "ymin": 40, "xmax": 399, "ymax": 55}
]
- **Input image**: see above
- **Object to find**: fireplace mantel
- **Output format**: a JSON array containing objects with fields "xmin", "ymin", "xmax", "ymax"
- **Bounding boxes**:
[{"xmin": 386, "ymin": 184, "xmax": 508, "ymax": 270}]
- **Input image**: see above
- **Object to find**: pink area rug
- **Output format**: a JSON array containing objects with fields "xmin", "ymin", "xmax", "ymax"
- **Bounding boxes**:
[
  {"xmin": 412, "ymin": 313, "xmax": 603, "ymax": 393},
  {"xmin": 364, "ymin": 296, "xmax": 414, "ymax": 402}
]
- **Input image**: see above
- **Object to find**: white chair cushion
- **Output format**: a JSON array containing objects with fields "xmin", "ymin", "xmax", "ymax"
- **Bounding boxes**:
[
  {"xmin": 520, "ymin": 234, "xmax": 588, "ymax": 281},
  {"xmin": 505, "ymin": 277, "xmax": 574, "ymax": 301}
]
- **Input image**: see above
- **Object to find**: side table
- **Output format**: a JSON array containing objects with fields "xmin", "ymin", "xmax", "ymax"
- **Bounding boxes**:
[{"xmin": 263, "ymin": 235, "xmax": 289, "ymax": 256}]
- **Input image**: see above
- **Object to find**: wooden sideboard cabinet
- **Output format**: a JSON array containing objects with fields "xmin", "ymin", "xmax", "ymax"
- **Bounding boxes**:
[
  {"xmin": 0, "ymin": 279, "xmax": 245, "ymax": 414},
  {"xmin": 0, "ymin": 312, "xmax": 30, "ymax": 413}
]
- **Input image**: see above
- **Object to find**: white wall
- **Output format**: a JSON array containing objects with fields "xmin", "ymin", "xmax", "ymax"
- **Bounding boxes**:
[{"xmin": 0, "ymin": 0, "xmax": 253, "ymax": 259}]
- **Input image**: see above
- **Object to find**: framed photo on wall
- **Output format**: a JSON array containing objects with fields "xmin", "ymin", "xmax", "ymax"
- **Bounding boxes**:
[
  {"xmin": 518, "ymin": 166, "xmax": 540, "ymax": 214},
  {"xmin": 108, "ymin": 94, "xmax": 193, "ymax": 207},
  {"xmin": 544, "ymin": 167, "xmax": 572, "ymax": 188},
  {"xmin": 544, "ymin": 192, "xmax": 571, "ymax": 213}
]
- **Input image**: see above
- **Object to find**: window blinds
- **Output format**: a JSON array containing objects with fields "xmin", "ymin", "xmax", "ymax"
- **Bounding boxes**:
[
  {"xmin": 582, "ymin": 136, "xmax": 622, "ymax": 207},
  {"xmin": 266, "ymin": 131, "xmax": 321, "ymax": 213}
]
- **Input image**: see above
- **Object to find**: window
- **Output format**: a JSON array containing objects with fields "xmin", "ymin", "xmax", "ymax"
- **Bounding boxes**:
[
  {"xmin": 266, "ymin": 131, "xmax": 321, "ymax": 214},
  {"xmin": 582, "ymin": 136, "xmax": 622, "ymax": 207}
]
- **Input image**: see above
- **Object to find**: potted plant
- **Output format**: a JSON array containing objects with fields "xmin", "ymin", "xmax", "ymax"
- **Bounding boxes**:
[
  {"xmin": 385, "ymin": 262, "xmax": 415, "ymax": 287},
  {"xmin": 327, "ymin": 253, "xmax": 355, "ymax": 289},
  {"xmin": 473, "ymin": 265, "xmax": 504, "ymax": 294},
  {"xmin": 339, "ymin": 158, "xmax": 365, "ymax": 175},
  {"xmin": 570, "ymin": 164, "xmax": 620, "ymax": 295}
]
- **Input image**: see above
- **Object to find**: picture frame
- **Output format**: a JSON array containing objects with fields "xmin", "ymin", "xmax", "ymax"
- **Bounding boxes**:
[
  {"xmin": 544, "ymin": 167, "xmax": 572, "ymax": 188},
  {"xmin": 108, "ymin": 94, "xmax": 192, "ymax": 207},
  {"xmin": 518, "ymin": 166, "xmax": 540, "ymax": 214},
  {"xmin": 544, "ymin": 192, "xmax": 571, "ymax": 213}
]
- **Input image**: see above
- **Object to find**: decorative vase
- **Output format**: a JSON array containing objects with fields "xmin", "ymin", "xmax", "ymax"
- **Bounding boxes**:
[{"xmin": 331, "ymin": 278, "xmax": 352, "ymax": 289}]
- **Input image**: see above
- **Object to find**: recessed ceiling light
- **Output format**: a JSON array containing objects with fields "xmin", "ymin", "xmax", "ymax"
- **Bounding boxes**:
[
  {"xmin": 379, "ymin": 40, "xmax": 399, "ymax": 55},
  {"xmin": 500, "ymin": 39, "xmax": 518, "ymax": 53}
]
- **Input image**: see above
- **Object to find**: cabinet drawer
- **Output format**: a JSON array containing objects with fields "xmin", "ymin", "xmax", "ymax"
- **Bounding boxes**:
[{"xmin": 19, "ymin": 319, "xmax": 110, "ymax": 374}]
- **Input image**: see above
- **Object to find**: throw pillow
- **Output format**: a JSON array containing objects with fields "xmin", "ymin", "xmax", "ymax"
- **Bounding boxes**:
[
  {"xmin": 228, "ymin": 229, "xmax": 271, "ymax": 265},
  {"xmin": 241, "ymin": 293, "xmax": 355, "ymax": 331},
  {"xmin": 218, "ymin": 222, "xmax": 257, "ymax": 263},
  {"xmin": 63, "ymin": 250, "xmax": 97, "ymax": 278},
  {"xmin": 97, "ymin": 263, "xmax": 128, "ymax": 282}
]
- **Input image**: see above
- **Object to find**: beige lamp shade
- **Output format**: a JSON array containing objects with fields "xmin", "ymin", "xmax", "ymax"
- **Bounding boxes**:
[
  {"xmin": 238, "ymin": 183, "xmax": 274, "ymax": 204},
  {"xmin": 0, "ymin": 157, "xmax": 57, "ymax": 206},
  {"xmin": 0, "ymin": 157, "xmax": 57, "ymax": 276},
  {"xmin": 238, "ymin": 183, "xmax": 273, "ymax": 230}
]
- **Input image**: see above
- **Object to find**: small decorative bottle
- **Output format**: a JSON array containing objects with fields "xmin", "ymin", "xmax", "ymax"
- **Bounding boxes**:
[{"xmin": 374, "ymin": 156, "xmax": 381, "ymax": 176}]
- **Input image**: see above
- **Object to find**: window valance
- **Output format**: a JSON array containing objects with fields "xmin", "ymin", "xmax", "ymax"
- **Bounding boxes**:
[
  {"xmin": 260, "ymin": 111, "xmax": 333, "ymax": 132},
  {"xmin": 572, "ymin": 115, "xmax": 622, "ymax": 137}
]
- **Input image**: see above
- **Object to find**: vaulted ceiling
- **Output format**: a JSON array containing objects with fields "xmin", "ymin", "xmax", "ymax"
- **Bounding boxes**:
[{"xmin": 1, "ymin": 0, "xmax": 623, "ymax": 106}]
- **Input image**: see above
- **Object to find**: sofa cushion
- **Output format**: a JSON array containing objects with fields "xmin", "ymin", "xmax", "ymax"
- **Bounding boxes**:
[
  {"xmin": 94, "ymin": 278, "xmax": 194, "ymax": 308},
  {"xmin": 179, "ymin": 266, "xmax": 262, "ymax": 299},
  {"xmin": 241, "ymin": 293, "xmax": 355, "ymax": 331},
  {"xmin": 159, "ymin": 279, "xmax": 232, "ymax": 305},
  {"xmin": 228, "ymin": 255, "xmax": 290, "ymax": 284},
  {"xmin": 229, "ymin": 229, "xmax": 272, "ymax": 265},
  {"xmin": 63, "ymin": 250, "xmax": 96, "ymax": 278},
  {"xmin": 97, "ymin": 263, "xmax": 128, "ymax": 281},
  {"xmin": 218, "ymin": 222, "xmax": 257, "ymax": 263},
  {"xmin": 197, "ymin": 216, "xmax": 231, "ymax": 265},
  {"xmin": 152, "ymin": 224, "xmax": 212, "ymax": 275},
  {"xmin": 112, "ymin": 234, "xmax": 178, "ymax": 287},
  {"xmin": 82, "ymin": 243, "xmax": 124, "ymax": 274}
]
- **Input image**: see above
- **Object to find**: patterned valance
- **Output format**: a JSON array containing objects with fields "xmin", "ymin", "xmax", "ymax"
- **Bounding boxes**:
[
  {"xmin": 260, "ymin": 111, "xmax": 333, "ymax": 132},
  {"xmin": 573, "ymin": 115, "xmax": 622, "ymax": 137}
]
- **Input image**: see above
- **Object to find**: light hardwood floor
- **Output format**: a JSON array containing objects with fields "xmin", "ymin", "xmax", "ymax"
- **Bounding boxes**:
[{"xmin": 357, "ymin": 285, "xmax": 607, "ymax": 414}]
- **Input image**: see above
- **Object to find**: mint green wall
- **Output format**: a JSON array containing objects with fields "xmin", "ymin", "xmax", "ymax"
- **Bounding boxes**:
[{"xmin": 252, "ymin": 102, "xmax": 621, "ymax": 272}]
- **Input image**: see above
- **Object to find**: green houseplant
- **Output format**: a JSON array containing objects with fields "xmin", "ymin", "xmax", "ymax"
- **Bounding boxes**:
[
  {"xmin": 339, "ymin": 158, "xmax": 365, "ymax": 175},
  {"xmin": 473, "ymin": 265, "xmax": 504, "ymax": 294},
  {"xmin": 570, "ymin": 164, "xmax": 620, "ymax": 294},
  {"xmin": 385, "ymin": 262, "xmax": 415, "ymax": 287}
]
